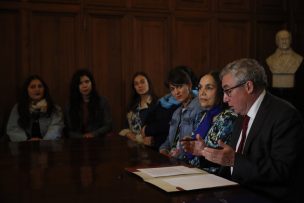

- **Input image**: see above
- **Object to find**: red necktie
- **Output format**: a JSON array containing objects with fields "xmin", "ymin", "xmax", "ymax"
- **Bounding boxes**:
[{"xmin": 237, "ymin": 115, "xmax": 250, "ymax": 153}]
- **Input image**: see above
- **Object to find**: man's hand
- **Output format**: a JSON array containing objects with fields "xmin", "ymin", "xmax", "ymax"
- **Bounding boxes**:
[{"xmin": 201, "ymin": 140, "xmax": 235, "ymax": 166}]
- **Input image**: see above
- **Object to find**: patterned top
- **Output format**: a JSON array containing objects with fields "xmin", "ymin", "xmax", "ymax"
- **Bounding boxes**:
[
  {"xmin": 187, "ymin": 109, "xmax": 238, "ymax": 171},
  {"xmin": 127, "ymin": 104, "xmax": 151, "ymax": 135}
]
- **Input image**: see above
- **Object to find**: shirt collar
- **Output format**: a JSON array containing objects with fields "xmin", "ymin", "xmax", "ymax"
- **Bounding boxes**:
[{"xmin": 247, "ymin": 90, "xmax": 266, "ymax": 120}]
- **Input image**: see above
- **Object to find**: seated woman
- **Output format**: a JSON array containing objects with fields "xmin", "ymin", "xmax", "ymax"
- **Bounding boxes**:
[
  {"xmin": 119, "ymin": 72, "xmax": 158, "ymax": 143},
  {"xmin": 141, "ymin": 66, "xmax": 198, "ymax": 150},
  {"xmin": 7, "ymin": 75, "xmax": 64, "ymax": 141},
  {"xmin": 65, "ymin": 69, "xmax": 112, "ymax": 138},
  {"xmin": 141, "ymin": 93, "xmax": 180, "ymax": 149},
  {"xmin": 181, "ymin": 72, "xmax": 237, "ymax": 173},
  {"xmin": 159, "ymin": 67, "xmax": 201, "ymax": 159}
]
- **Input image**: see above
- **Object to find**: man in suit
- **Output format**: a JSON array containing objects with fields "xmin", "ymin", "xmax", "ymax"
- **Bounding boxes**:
[{"xmin": 182, "ymin": 58, "xmax": 303, "ymax": 202}]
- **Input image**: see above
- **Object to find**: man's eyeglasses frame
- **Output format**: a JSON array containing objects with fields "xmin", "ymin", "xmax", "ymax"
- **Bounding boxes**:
[{"xmin": 223, "ymin": 81, "xmax": 247, "ymax": 97}]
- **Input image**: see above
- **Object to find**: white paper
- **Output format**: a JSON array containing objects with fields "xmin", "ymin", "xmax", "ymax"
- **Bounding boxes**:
[
  {"xmin": 138, "ymin": 166, "xmax": 202, "ymax": 178},
  {"xmin": 161, "ymin": 174, "xmax": 238, "ymax": 190}
]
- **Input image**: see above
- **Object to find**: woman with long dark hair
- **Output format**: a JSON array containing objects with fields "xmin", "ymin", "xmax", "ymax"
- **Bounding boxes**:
[
  {"xmin": 119, "ymin": 72, "xmax": 157, "ymax": 143},
  {"xmin": 181, "ymin": 71, "xmax": 237, "ymax": 173},
  {"xmin": 65, "ymin": 69, "xmax": 112, "ymax": 138},
  {"xmin": 7, "ymin": 75, "xmax": 64, "ymax": 141}
]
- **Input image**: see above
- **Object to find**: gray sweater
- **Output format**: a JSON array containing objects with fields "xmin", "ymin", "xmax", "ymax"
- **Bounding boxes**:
[{"xmin": 6, "ymin": 104, "xmax": 64, "ymax": 142}]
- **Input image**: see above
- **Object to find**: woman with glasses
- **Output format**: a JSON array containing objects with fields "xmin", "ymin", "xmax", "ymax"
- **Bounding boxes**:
[
  {"xmin": 182, "ymin": 72, "xmax": 237, "ymax": 173},
  {"xmin": 159, "ymin": 67, "xmax": 201, "ymax": 159}
]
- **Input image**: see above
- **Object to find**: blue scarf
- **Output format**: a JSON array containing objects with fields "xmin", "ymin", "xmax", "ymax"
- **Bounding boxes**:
[
  {"xmin": 186, "ymin": 105, "xmax": 222, "ymax": 162},
  {"xmin": 192, "ymin": 105, "xmax": 222, "ymax": 140}
]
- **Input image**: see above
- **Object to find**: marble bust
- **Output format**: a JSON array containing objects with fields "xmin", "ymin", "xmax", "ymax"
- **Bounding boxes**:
[{"xmin": 266, "ymin": 30, "xmax": 303, "ymax": 88}]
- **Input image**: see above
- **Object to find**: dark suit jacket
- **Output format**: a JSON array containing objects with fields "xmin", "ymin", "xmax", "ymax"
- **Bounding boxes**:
[{"xmin": 219, "ymin": 92, "xmax": 304, "ymax": 202}]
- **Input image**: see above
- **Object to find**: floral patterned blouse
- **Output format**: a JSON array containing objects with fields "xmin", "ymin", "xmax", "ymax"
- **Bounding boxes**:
[{"xmin": 187, "ymin": 109, "xmax": 238, "ymax": 171}]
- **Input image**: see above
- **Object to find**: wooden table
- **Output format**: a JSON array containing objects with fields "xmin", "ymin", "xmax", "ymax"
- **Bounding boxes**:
[{"xmin": 0, "ymin": 135, "xmax": 275, "ymax": 203}]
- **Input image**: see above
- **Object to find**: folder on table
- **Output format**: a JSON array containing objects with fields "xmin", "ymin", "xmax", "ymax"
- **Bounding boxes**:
[{"xmin": 126, "ymin": 165, "xmax": 238, "ymax": 192}]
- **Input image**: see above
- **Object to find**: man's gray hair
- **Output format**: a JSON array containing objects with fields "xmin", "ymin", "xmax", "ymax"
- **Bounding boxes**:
[{"xmin": 220, "ymin": 58, "xmax": 268, "ymax": 90}]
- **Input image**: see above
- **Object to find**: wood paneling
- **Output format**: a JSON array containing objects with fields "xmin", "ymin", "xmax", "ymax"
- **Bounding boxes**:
[
  {"xmin": 292, "ymin": 0, "xmax": 304, "ymax": 54},
  {"xmin": 132, "ymin": 14, "xmax": 170, "ymax": 97},
  {"xmin": 256, "ymin": 0, "xmax": 287, "ymax": 13},
  {"xmin": 256, "ymin": 20, "xmax": 286, "ymax": 63},
  {"xmin": 0, "ymin": 0, "xmax": 303, "ymax": 131},
  {"xmin": 217, "ymin": 0, "xmax": 251, "ymax": 12},
  {"xmin": 216, "ymin": 18, "xmax": 251, "ymax": 68},
  {"xmin": 29, "ymin": 0, "xmax": 80, "ymax": 3},
  {"xmin": 293, "ymin": 0, "xmax": 304, "ymax": 18},
  {"xmin": 30, "ymin": 11, "xmax": 80, "ymax": 107},
  {"xmin": 173, "ymin": 17, "xmax": 212, "ymax": 75},
  {"xmin": 86, "ymin": 0, "xmax": 127, "ymax": 7},
  {"xmin": 86, "ymin": 12, "xmax": 125, "ymax": 128},
  {"xmin": 294, "ymin": 21, "xmax": 304, "ymax": 54},
  {"xmin": 131, "ymin": 0, "xmax": 170, "ymax": 10},
  {"xmin": 0, "ymin": 10, "xmax": 19, "ymax": 133},
  {"xmin": 175, "ymin": 0, "xmax": 211, "ymax": 11}
]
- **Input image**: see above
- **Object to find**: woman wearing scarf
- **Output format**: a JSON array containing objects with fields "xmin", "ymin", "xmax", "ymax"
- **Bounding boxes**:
[
  {"xmin": 7, "ymin": 75, "xmax": 64, "ymax": 141},
  {"xmin": 182, "ymin": 72, "xmax": 237, "ymax": 173},
  {"xmin": 141, "ymin": 66, "xmax": 198, "ymax": 150},
  {"xmin": 159, "ymin": 67, "xmax": 201, "ymax": 159}
]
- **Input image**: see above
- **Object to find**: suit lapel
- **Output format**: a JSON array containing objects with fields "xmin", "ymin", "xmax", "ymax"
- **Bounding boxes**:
[
  {"xmin": 243, "ymin": 93, "xmax": 271, "ymax": 154},
  {"xmin": 229, "ymin": 117, "xmax": 242, "ymax": 150}
]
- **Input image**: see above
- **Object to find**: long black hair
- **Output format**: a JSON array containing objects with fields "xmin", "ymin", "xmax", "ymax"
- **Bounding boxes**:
[
  {"xmin": 128, "ymin": 72, "xmax": 158, "ymax": 111},
  {"xmin": 17, "ymin": 75, "xmax": 55, "ymax": 129},
  {"xmin": 68, "ymin": 69, "xmax": 103, "ymax": 130}
]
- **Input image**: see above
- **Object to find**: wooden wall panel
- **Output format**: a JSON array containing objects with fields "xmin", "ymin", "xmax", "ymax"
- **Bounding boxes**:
[
  {"xmin": 132, "ymin": 15, "xmax": 170, "ymax": 97},
  {"xmin": 294, "ymin": 22, "xmax": 304, "ymax": 55},
  {"xmin": 175, "ymin": 0, "xmax": 211, "ymax": 11},
  {"xmin": 1, "ymin": 0, "xmax": 303, "ymax": 132},
  {"xmin": 294, "ymin": 0, "xmax": 304, "ymax": 18},
  {"xmin": 292, "ymin": 0, "xmax": 304, "ymax": 55},
  {"xmin": 30, "ymin": 11, "xmax": 80, "ymax": 108},
  {"xmin": 131, "ymin": 0, "xmax": 170, "ymax": 9},
  {"xmin": 0, "ymin": 11, "xmax": 19, "ymax": 133},
  {"xmin": 255, "ymin": 20, "xmax": 286, "ymax": 85},
  {"xmin": 86, "ymin": 0, "xmax": 127, "ymax": 7},
  {"xmin": 29, "ymin": 0, "xmax": 80, "ymax": 3},
  {"xmin": 216, "ymin": 19, "xmax": 251, "ymax": 68},
  {"xmin": 256, "ymin": 0, "xmax": 287, "ymax": 13},
  {"xmin": 255, "ymin": 20, "xmax": 286, "ymax": 63},
  {"xmin": 86, "ymin": 13, "xmax": 125, "ymax": 128},
  {"xmin": 217, "ymin": 0, "xmax": 251, "ymax": 12},
  {"xmin": 173, "ymin": 17, "xmax": 212, "ymax": 76}
]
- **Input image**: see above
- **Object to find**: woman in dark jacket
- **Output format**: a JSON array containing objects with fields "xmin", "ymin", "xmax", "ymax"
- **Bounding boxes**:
[{"xmin": 65, "ymin": 69, "xmax": 112, "ymax": 138}]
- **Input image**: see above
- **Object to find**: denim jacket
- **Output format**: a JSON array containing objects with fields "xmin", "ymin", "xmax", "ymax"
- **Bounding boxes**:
[{"xmin": 159, "ymin": 96, "xmax": 202, "ymax": 158}]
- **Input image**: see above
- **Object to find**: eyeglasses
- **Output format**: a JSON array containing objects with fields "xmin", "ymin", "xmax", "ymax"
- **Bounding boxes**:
[{"xmin": 223, "ymin": 81, "xmax": 247, "ymax": 97}]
